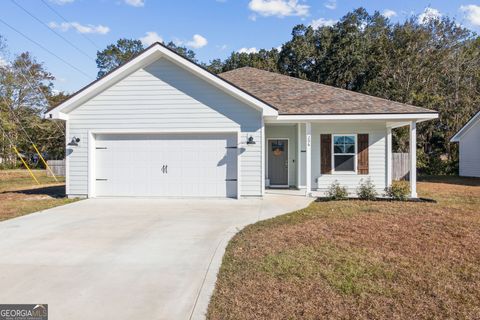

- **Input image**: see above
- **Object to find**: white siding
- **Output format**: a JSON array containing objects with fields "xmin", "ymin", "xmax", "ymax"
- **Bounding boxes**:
[
  {"xmin": 459, "ymin": 121, "xmax": 480, "ymax": 177},
  {"xmin": 67, "ymin": 57, "xmax": 262, "ymax": 197},
  {"xmin": 310, "ymin": 122, "xmax": 387, "ymax": 194}
]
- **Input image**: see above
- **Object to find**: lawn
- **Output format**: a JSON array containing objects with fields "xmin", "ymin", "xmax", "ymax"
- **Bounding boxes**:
[
  {"xmin": 0, "ymin": 170, "xmax": 77, "ymax": 221},
  {"xmin": 208, "ymin": 176, "xmax": 480, "ymax": 319}
]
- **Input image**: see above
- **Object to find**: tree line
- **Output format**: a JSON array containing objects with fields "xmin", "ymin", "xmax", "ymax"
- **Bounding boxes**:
[{"xmin": 1, "ymin": 8, "xmax": 479, "ymax": 174}]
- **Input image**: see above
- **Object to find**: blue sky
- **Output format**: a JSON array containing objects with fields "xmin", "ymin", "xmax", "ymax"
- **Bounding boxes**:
[{"xmin": 1, "ymin": 0, "xmax": 479, "ymax": 93}]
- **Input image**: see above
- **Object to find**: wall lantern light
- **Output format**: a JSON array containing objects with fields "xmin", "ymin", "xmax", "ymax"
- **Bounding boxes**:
[
  {"xmin": 68, "ymin": 137, "xmax": 80, "ymax": 146},
  {"xmin": 247, "ymin": 136, "xmax": 256, "ymax": 145}
]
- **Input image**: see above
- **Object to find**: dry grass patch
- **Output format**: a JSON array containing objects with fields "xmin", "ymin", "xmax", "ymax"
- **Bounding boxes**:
[
  {"xmin": 208, "ymin": 177, "xmax": 480, "ymax": 319},
  {"xmin": 0, "ymin": 170, "xmax": 77, "ymax": 221}
]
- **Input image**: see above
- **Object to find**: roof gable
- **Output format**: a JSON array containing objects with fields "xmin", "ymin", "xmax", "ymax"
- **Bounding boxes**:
[
  {"xmin": 219, "ymin": 67, "xmax": 437, "ymax": 115},
  {"xmin": 451, "ymin": 111, "xmax": 480, "ymax": 142},
  {"xmin": 46, "ymin": 43, "xmax": 278, "ymax": 120}
]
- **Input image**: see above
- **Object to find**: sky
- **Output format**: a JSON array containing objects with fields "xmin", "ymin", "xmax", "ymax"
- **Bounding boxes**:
[{"xmin": 0, "ymin": 0, "xmax": 479, "ymax": 93}]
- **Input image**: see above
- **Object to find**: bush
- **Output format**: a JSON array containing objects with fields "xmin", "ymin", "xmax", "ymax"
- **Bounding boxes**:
[
  {"xmin": 356, "ymin": 178, "xmax": 377, "ymax": 200},
  {"xmin": 326, "ymin": 180, "xmax": 348, "ymax": 200},
  {"xmin": 385, "ymin": 181, "xmax": 410, "ymax": 200}
]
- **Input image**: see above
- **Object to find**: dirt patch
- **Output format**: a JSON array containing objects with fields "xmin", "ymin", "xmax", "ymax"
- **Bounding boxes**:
[
  {"xmin": 0, "ymin": 170, "xmax": 76, "ymax": 221},
  {"xmin": 208, "ymin": 177, "xmax": 480, "ymax": 319}
]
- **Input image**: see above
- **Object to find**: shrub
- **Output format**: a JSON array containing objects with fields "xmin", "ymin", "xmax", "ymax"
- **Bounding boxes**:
[
  {"xmin": 385, "ymin": 181, "xmax": 410, "ymax": 200},
  {"xmin": 326, "ymin": 180, "xmax": 348, "ymax": 200},
  {"xmin": 356, "ymin": 178, "xmax": 377, "ymax": 200}
]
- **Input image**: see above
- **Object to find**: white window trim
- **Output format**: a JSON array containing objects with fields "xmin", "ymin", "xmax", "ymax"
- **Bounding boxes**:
[{"xmin": 331, "ymin": 133, "xmax": 357, "ymax": 174}]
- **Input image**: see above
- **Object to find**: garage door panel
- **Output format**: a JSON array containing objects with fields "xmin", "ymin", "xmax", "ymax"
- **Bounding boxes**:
[{"xmin": 94, "ymin": 133, "xmax": 237, "ymax": 198}]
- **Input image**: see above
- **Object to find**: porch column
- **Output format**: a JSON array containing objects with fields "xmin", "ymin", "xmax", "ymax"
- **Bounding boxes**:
[
  {"xmin": 306, "ymin": 122, "xmax": 312, "ymax": 196},
  {"xmin": 386, "ymin": 126, "xmax": 392, "ymax": 187},
  {"xmin": 409, "ymin": 121, "xmax": 417, "ymax": 198},
  {"xmin": 261, "ymin": 117, "xmax": 265, "ymax": 196},
  {"xmin": 297, "ymin": 123, "xmax": 301, "ymax": 188}
]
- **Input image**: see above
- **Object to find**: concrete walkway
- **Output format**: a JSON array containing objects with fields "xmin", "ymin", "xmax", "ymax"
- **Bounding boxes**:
[{"xmin": 0, "ymin": 195, "xmax": 312, "ymax": 320}]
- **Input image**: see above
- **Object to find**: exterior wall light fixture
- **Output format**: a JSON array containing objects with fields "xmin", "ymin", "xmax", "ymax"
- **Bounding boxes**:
[{"xmin": 68, "ymin": 137, "xmax": 80, "ymax": 146}]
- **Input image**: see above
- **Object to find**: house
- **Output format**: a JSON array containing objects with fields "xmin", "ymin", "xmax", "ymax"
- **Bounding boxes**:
[
  {"xmin": 450, "ymin": 111, "xmax": 480, "ymax": 177},
  {"xmin": 46, "ymin": 42, "xmax": 438, "ymax": 199}
]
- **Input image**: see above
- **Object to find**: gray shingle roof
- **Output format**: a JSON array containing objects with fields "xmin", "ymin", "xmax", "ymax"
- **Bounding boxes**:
[{"xmin": 219, "ymin": 67, "xmax": 436, "ymax": 115}]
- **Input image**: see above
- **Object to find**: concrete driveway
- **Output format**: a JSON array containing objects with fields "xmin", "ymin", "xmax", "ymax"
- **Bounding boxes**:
[{"xmin": 0, "ymin": 195, "xmax": 311, "ymax": 320}]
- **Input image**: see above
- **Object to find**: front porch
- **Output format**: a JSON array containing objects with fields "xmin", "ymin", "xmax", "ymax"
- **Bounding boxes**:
[{"xmin": 263, "ymin": 121, "xmax": 419, "ymax": 198}]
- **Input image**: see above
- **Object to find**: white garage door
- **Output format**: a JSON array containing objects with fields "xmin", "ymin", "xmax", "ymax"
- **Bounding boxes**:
[{"xmin": 94, "ymin": 133, "xmax": 238, "ymax": 198}]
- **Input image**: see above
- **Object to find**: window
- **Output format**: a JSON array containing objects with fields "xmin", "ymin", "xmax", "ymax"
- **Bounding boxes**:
[
  {"xmin": 333, "ymin": 135, "xmax": 356, "ymax": 172},
  {"xmin": 271, "ymin": 140, "xmax": 285, "ymax": 156}
]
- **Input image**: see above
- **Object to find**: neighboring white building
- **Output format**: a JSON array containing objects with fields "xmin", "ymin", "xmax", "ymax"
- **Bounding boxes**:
[
  {"xmin": 46, "ymin": 43, "xmax": 437, "ymax": 199},
  {"xmin": 451, "ymin": 111, "xmax": 480, "ymax": 178}
]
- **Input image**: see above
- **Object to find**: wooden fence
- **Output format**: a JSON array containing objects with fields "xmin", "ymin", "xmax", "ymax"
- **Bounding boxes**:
[
  {"xmin": 46, "ymin": 159, "xmax": 66, "ymax": 177},
  {"xmin": 392, "ymin": 153, "xmax": 410, "ymax": 181}
]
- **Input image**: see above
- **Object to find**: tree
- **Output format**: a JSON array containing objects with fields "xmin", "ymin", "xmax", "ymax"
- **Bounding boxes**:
[
  {"xmin": 163, "ymin": 41, "xmax": 197, "ymax": 62},
  {"xmin": 96, "ymin": 39, "xmax": 144, "ymax": 78},
  {"xmin": 204, "ymin": 58, "xmax": 223, "ymax": 74},
  {"xmin": 0, "ymin": 49, "xmax": 64, "ymax": 167},
  {"xmin": 96, "ymin": 39, "xmax": 198, "ymax": 78},
  {"xmin": 220, "ymin": 48, "xmax": 280, "ymax": 73}
]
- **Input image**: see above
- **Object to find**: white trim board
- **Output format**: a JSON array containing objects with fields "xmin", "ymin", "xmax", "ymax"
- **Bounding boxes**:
[
  {"xmin": 297, "ymin": 123, "xmax": 301, "ymax": 188},
  {"xmin": 261, "ymin": 117, "xmax": 266, "ymax": 195},
  {"xmin": 267, "ymin": 113, "xmax": 438, "ymax": 122}
]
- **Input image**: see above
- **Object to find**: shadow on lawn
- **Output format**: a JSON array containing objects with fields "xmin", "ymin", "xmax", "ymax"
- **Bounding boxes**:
[
  {"xmin": 2, "ymin": 185, "xmax": 66, "ymax": 198},
  {"xmin": 418, "ymin": 175, "xmax": 480, "ymax": 187}
]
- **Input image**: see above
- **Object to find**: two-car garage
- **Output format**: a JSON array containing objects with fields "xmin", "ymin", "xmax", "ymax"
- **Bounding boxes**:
[{"xmin": 92, "ymin": 133, "xmax": 238, "ymax": 198}]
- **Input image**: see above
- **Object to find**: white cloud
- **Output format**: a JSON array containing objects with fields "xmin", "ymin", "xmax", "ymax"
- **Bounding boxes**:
[
  {"xmin": 217, "ymin": 44, "xmax": 228, "ymax": 50},
  {"xmin": 139, "ymin": 31, "xmax": 163, "ymax": 46},
  {"xmin": 460, "ymin": 5, "xmax": 480, "ymax": 26},
  {"xmin": 310, "ymin": 17, "xmax": 337, "ymax": 28},
  {"xmin": 248, "ymin": 0, "xmax": 309, "ymax": 18},
  {"xmin": 124, "ymin": 0, "xmax": 144, "ymax": 7},
  {"xmin": 382, "ymin": 9, "xmax": 397, "ymax": 19},
  {"xmin": 324, "ymin": 0, "xmax": 336, "ymax": 10},
  {"xmin": 238, "ymin": 47, "xmax": 258, "ymax": 54},
  {"xmin": 49, "ymin": 0, "xmax": 74, "ymax": 5},
  {"xmin": 0, "ymin": 56, "xmax": 8, "ymax": 67},
  {"xmin": 48, "ymin": 21, "xmax": 110, "ymax": 34},
  {"xmin": 184, "ymin": 34, "xmax": 208, "ymax": 49},
  {"xmin": 418, "ymin": 7, "xmax": 442, "ymax": 24}
]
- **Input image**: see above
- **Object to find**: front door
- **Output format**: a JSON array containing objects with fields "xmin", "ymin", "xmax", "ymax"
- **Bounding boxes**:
[{"xmin": 268, "ymin": 139, "xmax": 288, "ymax": 186}]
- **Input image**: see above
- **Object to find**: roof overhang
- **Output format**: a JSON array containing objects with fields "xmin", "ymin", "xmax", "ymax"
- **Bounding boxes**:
[
  {"xmin": 450, "ymin": 111, "xmax": 480, "ymax": 142},
  {"xmin": 45, "ymin": 42, "xmax": 278, "ymax": 120},
  {"xmin": 265, "ymin": 112, "xmax": 438, "ymax": 123}
]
